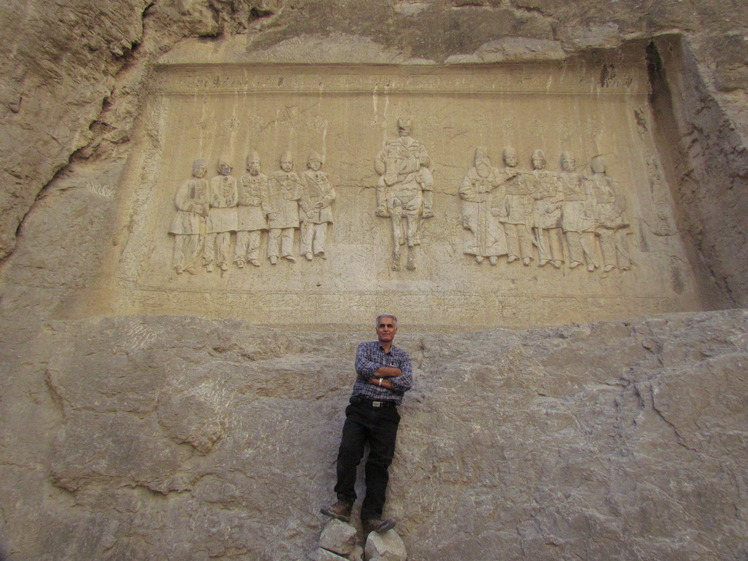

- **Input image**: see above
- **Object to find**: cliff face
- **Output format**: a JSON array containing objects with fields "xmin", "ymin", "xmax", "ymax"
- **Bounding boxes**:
[
  {"xmin": 0, "ymin": 1, "xmax": 746, "ymax": 560},
  {"xmin": 1, "ymin": 310, "xmax": 746, "ymax": 560},
  {"xmin": 1, "ymin": 0, "xmax": 746, "ymax": 304}
]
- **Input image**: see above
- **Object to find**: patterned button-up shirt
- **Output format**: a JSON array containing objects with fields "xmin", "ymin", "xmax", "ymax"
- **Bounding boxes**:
[{"xmin": 351, "ymin": 341, "xmax": 413, "ymax": 404}]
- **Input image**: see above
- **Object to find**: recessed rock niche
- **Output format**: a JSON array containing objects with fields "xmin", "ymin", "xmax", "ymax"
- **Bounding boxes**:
[{"xmin": 106, "ymin": 58, "xmax": 701, "ymax": 329}]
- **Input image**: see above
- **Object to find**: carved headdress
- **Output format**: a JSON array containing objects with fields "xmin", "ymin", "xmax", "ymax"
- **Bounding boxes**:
[
  {"xmin": 246, "ymin": 151, "xmax": 261, "ymax": 168},
  {"xmin": 307, "ymin": 151, "xmax": 323, "ymax": 164},
  {"xmin": 191, "ymin": 159, "xmax": 206, "ymax": 175}
]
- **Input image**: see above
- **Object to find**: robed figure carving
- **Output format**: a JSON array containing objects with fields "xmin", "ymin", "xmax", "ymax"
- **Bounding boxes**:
[{"xmin": 459, "ymin": 147, "xmax": 507, "ymax": 265}]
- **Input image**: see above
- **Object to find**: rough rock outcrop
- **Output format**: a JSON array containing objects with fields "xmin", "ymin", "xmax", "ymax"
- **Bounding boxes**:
[
  {"xmin": 0, "ymin": 309, "xmax": 745, "ymax": 560},
  {"xmin": 0, "ymin": 2, "xmax": 747, "ymax": 561}
]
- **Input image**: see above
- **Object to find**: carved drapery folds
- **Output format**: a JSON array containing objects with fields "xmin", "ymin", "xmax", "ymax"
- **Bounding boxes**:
[
  {"xmin": 169, "ymin": 150, "xmax": 336, "ymax": 272},
  {"xmin": 168, "ymin": 122, "xmax": 635, "ymax": 276},
  {"xmin": 458, "ymin": 148, "xmax": 634, "ymax": 272}
]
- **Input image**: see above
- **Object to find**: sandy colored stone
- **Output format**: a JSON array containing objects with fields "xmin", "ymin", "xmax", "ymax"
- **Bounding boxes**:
[
  {"xmin": 0, "ymin": 310, "xmax": 746, "ymax": 560},
  {"xmin": 365, "ymin": 530, "xmax": 407, "ymax": 561},
  {"xmin": 0, "ymin": 2, "xmax": 747, "ymax": 561},
  {"xmin": 319, "ymin": 519, "xmax": 357, "ymax": 556}
]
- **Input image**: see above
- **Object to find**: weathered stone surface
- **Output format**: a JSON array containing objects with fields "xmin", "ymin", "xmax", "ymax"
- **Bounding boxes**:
[
  {"xmin": 314, "ymin": 547, "xmax": 349, "ymax": 561},
  {"xmin": 365, "ymin": 529, "xmax": 407, "ymax": 561},
  {"xmin": 0, "ymin": 2, "xmax": 747, "ymax": 561},
  {"xmin": 320, "ymin": 519, "xmax": 357, "ymax": 556},
  {"xmin": 0, "ymin": 309, "xmax": 746, "ymax": 560},
  {"xmin": 0, "ymin": 0, "xmax": 746, "ymax": 307}
]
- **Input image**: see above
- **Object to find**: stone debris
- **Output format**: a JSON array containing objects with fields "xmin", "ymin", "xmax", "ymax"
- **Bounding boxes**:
[
  {"xmin": 364, "ymin": 529, "xmax": 407, "ymax": 561},
  {"xmin": 317, "ymin": 518, "xmax": 406, "ymax": 561},
  {"xmin": 320, "ymin": 519, "xmax": 358, "ymax": 556}
]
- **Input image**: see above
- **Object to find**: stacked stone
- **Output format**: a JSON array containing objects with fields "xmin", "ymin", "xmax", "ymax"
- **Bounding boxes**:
[{"xmin": 316, "ymin": 519, "xmax": 406, "ymax": 561}]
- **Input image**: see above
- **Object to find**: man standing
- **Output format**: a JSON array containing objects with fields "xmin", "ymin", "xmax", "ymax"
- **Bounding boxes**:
[
  {"xmin": 300, "ymin": 151, "xmax": 336, "ymax": 260},
  {"xmin": 267, "ymin": 152, "xmax": 303, "ymax": 264},
  {"xmin": 321, "ymin": 314, "xmax": 413, "ymax": 535},
  {"xmin": 374, "ymin": 118, "xmax": 434, "ymax": 271},
  {"xmin": 234, "ymin": 151, "xmax": 269, "ymax": 268},
  {"xmin": 205, "ymin": 159, "xmax": 238, "ymax": 273}
]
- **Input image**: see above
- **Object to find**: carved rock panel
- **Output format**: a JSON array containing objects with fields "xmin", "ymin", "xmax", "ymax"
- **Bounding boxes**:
[{"xmin": 104, "ymin": 62, "xmax": 701, "ymax": 328}]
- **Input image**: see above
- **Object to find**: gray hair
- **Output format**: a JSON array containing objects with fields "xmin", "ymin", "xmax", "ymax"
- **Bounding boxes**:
[{"xmin": 376, "ymin": 313, "xmax": 398, "ymax": 327}]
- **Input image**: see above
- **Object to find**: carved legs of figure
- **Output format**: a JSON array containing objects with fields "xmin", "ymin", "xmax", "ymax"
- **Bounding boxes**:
[
  {"xmin": 535, "ymin": 228, "xmax": 563, "ymax": 268},
  {"xmin": 204, "ymin": 232, "xmax": 231, "ymax": 272},
  {"xmin": 300, "ymin": 222, "xmax": 328, "ymax": 260},
  {"xmin": 566, "ymin": 231, "xmax": 598, "ymax": 272},
  {"xmin": 172, "ymin": 234, "xmax": 202, "ymax": 274},
  {"xmin": 599, "ymin": 229, "xmax": 631, "ymax": 272},
  {"xmin": 390, "ymin": 213, "xmax": 419, "ymax": 271},
  {"xmin": 268, "ymin": 228, "xmax": 297, "ymax": 264},
  {"xmin": 505, "ymin": 223, "xmax": 534, "ymax": 265},
  {"xmin": 234, "ymin": 230, "xmax": 262, "ymax": 267}
]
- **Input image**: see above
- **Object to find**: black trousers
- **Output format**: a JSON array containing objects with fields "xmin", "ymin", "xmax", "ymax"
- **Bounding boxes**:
[{"xmin": 333, "ymin": 399, "xmax": 401, "ymax": 521}]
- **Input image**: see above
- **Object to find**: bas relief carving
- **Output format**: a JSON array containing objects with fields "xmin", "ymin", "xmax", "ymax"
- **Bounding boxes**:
[
  {"xmin": 234, "ymin": 152, "xmax": 268, "ymax": 268},
  {"xmin": 205, "ymin": 159, "xmax": 239, "ymax": 273},
  {"xmin": 459, "ymin": 147, "xmax": 506, "ymax": 265},
  {"xmin": 459, "ymin": 149, "xmax": 634, "ymax": 272},
  {"xmin": 267, "ymin": 152, "xmax": 303, "ymax": 265},
  {"xmin": 167, "ymin": 119, "xmax": 638, "ymax": 277},
  {"xmin": 300, "ymin": 152, "xmax": 336, "ymax": 261},
  {"xmin": 168, "ymin": 150, "xmax": 336, "ymax": 272},
  {"xmin": 168, "ymin": 159, "xmax": 209, "ymax": 275},
  {"xmin": 374, "ymin": 118, "xmax": 434, "ymax": 271}
]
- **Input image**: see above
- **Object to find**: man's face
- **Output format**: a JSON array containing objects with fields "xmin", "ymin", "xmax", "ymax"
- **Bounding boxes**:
[
  {"xmin": 532, "ymin": 155, "xmax": 546, "ymax": 170},
  {"xmin": 280, "ymin": 158, "xmax": 293, "ymax": 172},
  {"xmin": 308, "ymin": 159, "xmax": 322, "ymax": 171},
  {"xmin": 562, "ymin": 156, "xmax": 575, "ymax": 172},
  {"xmin": 376, "ymin": 317, "xmax": 398, "ymax": 344},
  {"xmin": 218, "ymin": 163, "xmax": 232, "ymax": 176},
  {"xmin": 504, "ymin": 151, "xmax": 518, "ymax": 168},
  {"xmin": 247, "ymin": 158, "xmax": 261, "ymax": 175},
  {"xmin": 194, "ymin": 164, "xmax": 207, "ymax": 178}
]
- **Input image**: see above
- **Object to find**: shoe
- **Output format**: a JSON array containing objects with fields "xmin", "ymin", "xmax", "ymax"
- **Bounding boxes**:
[
  {"xmin": 363, "ymin": 518, "xmax": 396, "ymax": 534},
  {"xmin": 320, "ymin": 500, "xmax": 352, "ymax": 523}
]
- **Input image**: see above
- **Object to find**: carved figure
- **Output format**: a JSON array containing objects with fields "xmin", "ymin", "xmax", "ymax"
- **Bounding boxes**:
[
  {"xmin": 205, "ymin": 159, "xmax": 238, "ymax": 272},
  {"xmin": 588, "ymin": 156, "xmax": 631, "ymax": 272},
  {"xmin": 495, "ymin": 147, "xmax": 534, "ymax": 266},
  {"xmin": 300, "ymin": 151, "xmax": 336, "ymax": 260},
  {"xmin": 526, "ymin": 150, "xmax": 563, "ymax": 268},
  {"xmin": 267, "ymin": 152, "xmax": 303, "ymax": 264},
  {"xmin": 168, "ymin": 159, "xmax": 209, "ymax": 274},
  {"xmin": 374, "ymin": 118, "xmax": 434, "ymax": 271},
  {"xmin": 458, "ymin": 147, "xmax": 507, "ymax": 265},
  {"xmin": 558, "ymin": 152, "xmax": 598, "ymax": 272},
  {"xmin": 234, "ymin": 151, "xmax": 269, "ymax": 268}
]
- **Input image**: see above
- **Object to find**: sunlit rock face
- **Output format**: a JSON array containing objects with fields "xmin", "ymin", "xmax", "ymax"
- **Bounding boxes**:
[{"xmin": 0, "ymin": 1, "xmax": 746, "ymax": 560}]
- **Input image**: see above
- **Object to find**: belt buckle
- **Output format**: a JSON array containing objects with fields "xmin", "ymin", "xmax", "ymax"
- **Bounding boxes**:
[{"xmin": 372, "ymin": 401, "xmax": 383, "ymax": 408}]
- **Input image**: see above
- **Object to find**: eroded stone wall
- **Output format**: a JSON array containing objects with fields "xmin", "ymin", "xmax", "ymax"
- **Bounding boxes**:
[
  {"xmin": 0, "ymin": 2, "xmax": 747, "ymax": 561},
  {"xmin": 0, "ymin": 310, "xmax": 745, "ymax": 560}
]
